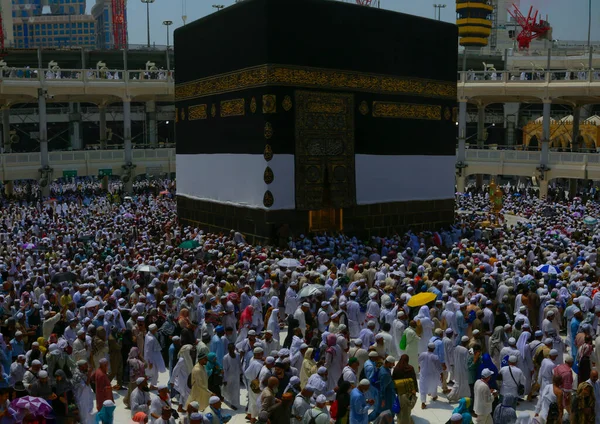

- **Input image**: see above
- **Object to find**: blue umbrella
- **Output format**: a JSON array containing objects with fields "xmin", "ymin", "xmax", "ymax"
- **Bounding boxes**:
[
  {"xmin": 536, "ymin": 264, "xmax": 560, "ymax": 274},
  {"xmin": 583, "ymin": 216, "xmax": 598, "ymax": 226}
]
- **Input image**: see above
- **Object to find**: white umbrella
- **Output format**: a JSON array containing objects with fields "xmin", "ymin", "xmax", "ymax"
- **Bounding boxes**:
[
  {"xmin": 298, "ymin": 284, "xmax": 326, "ymax": 298},
  {"xmin": 137, "ymin": 264, "xmax": 159, "ymax": 273},
  {"xmin": 277, "ymin": 258, "xmax": 301, "ymax": 268},
  {"xmin": 85, "ymin": 299, "xmax": 100, "ymax": 308}
]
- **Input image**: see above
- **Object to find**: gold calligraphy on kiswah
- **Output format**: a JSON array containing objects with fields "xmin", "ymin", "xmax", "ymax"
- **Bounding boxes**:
[
  {"xmin": 372, "ymin": 102, "xmax": 442, "ymax": 120},
  {"xmin": 175, "ymin": 64, "xmax": 456, "ymax": 101},
  {"xmin": 188, "ymin": 104, "xmax": 207, "ymax": 120},
  {"xmin": 220, "ymin": 99, "xmax": 245, "ymax": 118}
]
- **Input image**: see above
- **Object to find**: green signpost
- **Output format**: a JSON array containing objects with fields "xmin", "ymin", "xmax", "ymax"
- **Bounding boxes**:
[
  {"xmin": 98, "ymin": 169, "xmax": 113, "ymax": 177},
  {"xmin": 63, "ymin": 170, "xmax": 77, "ymax": 178}
]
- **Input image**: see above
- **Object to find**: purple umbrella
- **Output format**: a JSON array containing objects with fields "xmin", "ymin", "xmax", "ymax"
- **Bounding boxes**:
[
  {"xmin": 10, "ymin": 396, "xmax": 53, "ymax": 419},
  {"xmin": 23, "ymin": 243, "xmax": 36, "ymax": 250}
]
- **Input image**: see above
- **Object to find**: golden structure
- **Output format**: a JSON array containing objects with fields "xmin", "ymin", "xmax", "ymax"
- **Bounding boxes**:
[
  {"xmin": 522, "ymin": 116, "xmax": 600, "ymax": 150},
  {"xmin": 456, "ymin": 0, "xmax": 493, "ymax": 47}
]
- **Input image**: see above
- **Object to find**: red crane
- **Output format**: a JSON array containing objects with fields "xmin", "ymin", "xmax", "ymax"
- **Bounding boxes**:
[
  {"xmin": 508, "ymin": 4, "xmax": 551, "ymax": 50},
  {"xmin": 112, "ymin": 0, "xmax": 127, "ymax": 49}
]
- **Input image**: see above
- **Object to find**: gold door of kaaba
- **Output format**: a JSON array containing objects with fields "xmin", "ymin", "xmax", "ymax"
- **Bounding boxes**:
[{"xmin": 295, "ymin": 91, "xmax": 356, "ymax": 211}]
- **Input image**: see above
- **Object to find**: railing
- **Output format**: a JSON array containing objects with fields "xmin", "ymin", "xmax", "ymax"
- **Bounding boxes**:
[
  {"xmin": 458, "ymin": 70, "xmax": 600, "ymax": 82},
  {"xmin": 0, "ymin": 68, "xmax": 175, "ymax": 83},
  {"xmin": 0, "ymin": 148, "xmax": 175, "ymax": 166}
]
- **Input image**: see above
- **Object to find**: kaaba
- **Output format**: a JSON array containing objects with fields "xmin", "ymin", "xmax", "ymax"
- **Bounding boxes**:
[{"xmin": 175, "ymin": 0, "xmax": 457, "ymax": 243}]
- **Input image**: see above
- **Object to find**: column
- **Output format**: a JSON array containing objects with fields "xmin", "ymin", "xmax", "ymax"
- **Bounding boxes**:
[
  {"xmin": 477, "ymin": 103, "xmax": 486, "ymax": 148},
  {"xmin": 2, "ymin": 108, "xmax": 10, "ymax": 153},
  {"xmin": 38, "ymin": 89, "xmax": 50, "ymax": 198},
  {"xmin": 570, "ymin": 106, "xmax": 581, "ymax": 198},
  {"xmin": 123, "ymin": 99, "xmax": 133, "ymax": 193},
  {"xmin": 541, "ymin": 99, "xmax": 551, "ymax": 166},
  {"xmin": 572, "ymin": 106, "xmax": 581, "ymax": 152},
  {"xmin": 456, "ymin": 100, "xmax": 468, "ymax": 193},
  {"xmin": 504, "ymin": 103, "xmax": 520, "ymax": 146},
  {"xmin": 4, "ymin": 181, "xmax": 13, "ymax": 196},
  {"xmin": 69, "ymin": 102, "xmax": 82, "ymax": 150},
  {"xmin": 146, "ymin": 100, "xmax": 157, "ymax": 147},
  {"xmin": 539, "ymin": 180, "xmax": 549, "ymax": 199},
  {"xmin": 476, "ymin": 103, "xmax": 485, "ymax": 188},
  {"xmin": 99, "ymin": 105, "xmax": 107, "ymax": 149}
]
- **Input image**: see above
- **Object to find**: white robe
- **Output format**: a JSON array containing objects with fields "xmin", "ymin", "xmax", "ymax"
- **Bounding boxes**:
[
  {"xmin": 418, "ymin": 351, "xmax": 442, "ymax": 399},
  {"xmin": 170, "ymin": 357, "xmax": 191, "ymax": 406},
  {"xmin": 294, "ymin": 308, "xmax": 307, "ymax": 337},
  {"xmin": 223, "ymin": 352, "xmax": 241, "ymax": 408},
  {"xmin": 72, "ymin": 371, "xmax": 95, "ymax": 424},
  {"xmin": 244, "ymin": 358, "xmax": 263, "ymax": 418},
  {"xmin": 391, "ymin": 319, "xmax": 406, "ymax": 359},
  {"xmin": 144, "ymin": 332, "xmax": 166, "ymax": 384},
  {"xmin": 346, "ymin": 301, "xmax": 361, "ymax": 338},
  {"xmin": 447, "ymin": 346, "xmax": 470, "ymax": 402},
  {"xmin": 285, "ymin": 287, "xmax": 299, "ymax": 316},
  {"xmin": 538, "ymin": 358, "xmax": 556, "ymax": 390}
]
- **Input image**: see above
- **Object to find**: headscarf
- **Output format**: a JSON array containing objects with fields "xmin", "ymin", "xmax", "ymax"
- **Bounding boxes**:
[
  {"xmin": 493, "ymin": 394, "xmax": 517, "ymax": 424},
  {"xmin": 205, "ymin": 352, "xmax": 218, "ymax": 377},
  {"xmin": 268, "ymin": 296, "xmax": 279, "ymax": 309},
  {"xmin": 95, "ymin": 401, "xmax": 116, "ymax": 424},
  {"xmin": 132, "ymin": 412, "xmax": 147, "ymax": 423},
  {"xmin": 477, "ymin": 353, "xmax": 498, "ymax": 389},
  {"xmin": 266, "ymin": 309, "xmax": 280, "ymax": 341},
  {"xmin": 392, "ymin": 354, "xmax": 414, "ymax": 379},
  {"xmin": 452, "ymin": 397, "xmax": 473, "ymax": 424},
  {"xmin": 112, "ymin": 309, "xmax": 125, "ymax": 331},
  {"xmin": 416, "ymin": 305, "xmax": 431, "ymax": 320},
  {"xmin": 54, "ymin": 369, "xmax": 72, "ymax": 395},
  {"xmin": 516, "ymin": 331, "xmax": 531, "ymax": 359},
  {"xmin": 239, "ymin": 305, "xmax": 254, "ymax": 327},
  {"xmin": 178, "ymin": 344, "xmax": 194, "ymax": 374},
  {"xmin": 92, "ymin": 327, "xmax": 107, "ymax": 356},
  {"xmin": 37, "ymin": 337, "xmax": 48, "ymax": 355},
  {"xmin": 300, "ymin": 348, "xmax": 316, "ymax": 388}
]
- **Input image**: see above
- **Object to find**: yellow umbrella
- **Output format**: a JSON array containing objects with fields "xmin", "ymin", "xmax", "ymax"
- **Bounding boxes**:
[{"xmin": 407, "ymin": 292, "xmax": 437, "ymax": 308}]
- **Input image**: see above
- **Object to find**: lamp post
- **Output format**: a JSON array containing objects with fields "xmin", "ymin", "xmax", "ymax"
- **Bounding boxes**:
[
  {"xmin": 212, "ymin": 4, "xmax": 224, "ymax": 11},
  {"xmin": 588, "ymin": 0, "xmax": 593, "ymax": 72},
  {"xmin": 163, "ymin": 20, "xmax": 173, "ymax": 49},
  {"xmin": 141, "ymin": 0, "xmax": 156, "ymax": 49},
  {"xmin": 433, "ymin": 4, "xmax": 446, "ymax": 20}
]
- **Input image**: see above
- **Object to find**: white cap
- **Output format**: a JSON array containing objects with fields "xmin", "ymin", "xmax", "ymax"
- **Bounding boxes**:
[
  {"xmin": 253, "ymin": 347, "xmax": 263, "ymax": 354},
  {"xmin": 31, "ymin": 360, "xmax": 42, "ymax": 366},
  {"xmin": 359, "ymin": 379, "xmax": 370, "ymax": 386},
  {"xmin": 136, "ymin": 377, "xmax": 146, "ymax": 385},
  {"xmin": 248, "ymin": 330, "xmax": 257, "ymax": 336},
  {"xmin": 38, "ymin": 370, "xmax": 48, "ymax": 378},
  {"xmin": 148, "ymin": 324, "xmax": 158, "ymax": 331},
  {"xmin": 481, "ymin": 368, "xmax": 494, "ymax": 378},
  {"xmin": 385, "ymin": 356, "xmax": 396, "ymax": 363},
  {"xmin": 316, "ymin": 394, "xmax": 327, "ymax": 404},
  {"xmin": 451, "ymin": 413, "xmax": 464, "ymax": 422},
  {"xmin": 265, "ymin": 356, "xmax": 275, "ymax": 365},
  {"xmin": 461, "ymin": 336, "xmax": 469, "ymax": 343},
  {"xmin": 317, "ymin": 366, "xmax": 327, "ymax": 375},
  {"xmin": 428, "ymin": 342, "xmax": 436, "ymax": 349},
  {"xmin": 354, "ymin": 339, "xmax": 363, "ymax": 346},
  {"xmin": 509, "ymin": 355, "xmax": 518, "ymax": 363},
  {"xmin": 368, "ymin": 351, "xmax": 379, "ymax": 358},
  {"xmin": 549, "ymin": 349, "xmax": 558, "ymax": 356},
  {"xmin": 209, "ymin": 396, "xmax": 220, "ymax": 405},
  {"xmin": 508, "ymin": 337, "xmax": 516, "ymax": 345}
]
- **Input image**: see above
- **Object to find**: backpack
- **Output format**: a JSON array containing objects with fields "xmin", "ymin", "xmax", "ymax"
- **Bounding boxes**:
[
  {"xmin": 547, "ymin": 401, "xmax": 559, "ymax": 421},
  {"xmin": 308, "ymin": 410, "xmax": 325, "ymax": 424}
]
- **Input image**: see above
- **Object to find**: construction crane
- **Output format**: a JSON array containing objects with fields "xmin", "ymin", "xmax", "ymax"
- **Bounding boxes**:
[
  {"xmin": 112, "ymin": 0, "xmax": 127, "ymax": 49},
  {"xmin": 508, "ymin": 4, "xmax": 551, "ymax": 50}
]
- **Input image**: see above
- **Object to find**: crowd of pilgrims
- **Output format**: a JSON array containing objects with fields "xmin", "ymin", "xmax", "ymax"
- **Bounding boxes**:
[{"xmin": 0, "ymin": 180, "xmax": 600, "ymax": 424}]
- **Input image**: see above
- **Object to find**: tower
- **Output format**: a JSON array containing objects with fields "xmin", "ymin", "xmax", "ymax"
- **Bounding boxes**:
[{"xmin": 456, "ymin": 0, "xmax": 493, "ymax": 47}]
